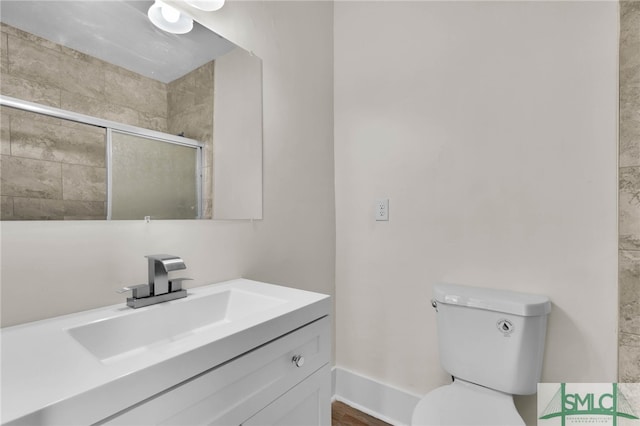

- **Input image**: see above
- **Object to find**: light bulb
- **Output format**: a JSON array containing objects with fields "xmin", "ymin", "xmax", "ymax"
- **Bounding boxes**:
[
  {"xmin": 160, "ymin": 4, "xmax": 181, "ymax": 23},
  {"xmin": 148, "ymin": 1, "xmax": 193, "ymax": 34}
]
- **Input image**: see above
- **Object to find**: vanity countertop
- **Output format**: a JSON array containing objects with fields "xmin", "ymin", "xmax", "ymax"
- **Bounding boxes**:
[{"xmin": 1, "ymin": 279, "xmax": 330, "ymax": 425}]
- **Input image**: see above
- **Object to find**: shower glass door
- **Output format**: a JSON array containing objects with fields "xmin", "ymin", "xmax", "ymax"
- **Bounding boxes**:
[{"xmin": 109, "ymin": 130, "xmax": 202, "ymax": 220}]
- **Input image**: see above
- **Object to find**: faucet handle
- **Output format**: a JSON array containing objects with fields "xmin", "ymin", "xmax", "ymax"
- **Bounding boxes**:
[
  {"xmin": 169, "ymin": 277, "xmax": 193, "ymax": 292},
  {"xmin": 145, "ymin": 254, "xmax": 186, "ymax": 272},
  {"xmin": 117, "ymin": 284, "xmax": 150, "ymax": 299}
]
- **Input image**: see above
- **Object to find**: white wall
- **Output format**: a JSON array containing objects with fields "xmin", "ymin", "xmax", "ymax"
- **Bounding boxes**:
[
  {"xmin": 214, "ymin": 47, "xmax": 263, "ymax": 220},
  {"xmin": 334, "ymin": 2, "xmax": 618, "ymax": 424},
  {"xmin": 0, "ymin": 1, "xmax": 335, "ymax": 327}
]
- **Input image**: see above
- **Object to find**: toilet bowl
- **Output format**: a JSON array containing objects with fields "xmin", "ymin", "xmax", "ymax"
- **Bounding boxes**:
[
  {"xmin": 411, "ymin": 379, "xmax": 524, "ymax": 426},
  {"xmin": 411, "ymin": 283, "xmax": 551, "ymax": 426}
]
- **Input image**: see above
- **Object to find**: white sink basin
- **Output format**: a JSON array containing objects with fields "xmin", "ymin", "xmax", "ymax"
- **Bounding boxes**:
[
  {"xmin": 68, "ymin": 288, "xmax": 286, "ymax": 363},
  {"xmin": 2, "ymin": 279, "xmax": 330, "ymax": 425}
]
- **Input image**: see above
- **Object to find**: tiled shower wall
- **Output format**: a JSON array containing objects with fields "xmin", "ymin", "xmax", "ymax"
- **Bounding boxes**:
[
  {"xmin": 619, "ymin": 1, "xmax": 640, "ymax": 382},
  {"xmin": 0, "ymin": 23, "xmax": 214, "ymax": 220},
  {"xmin": 0, "ymin": 23, "xmax": 169, "ymax": 133},
  {"xmin": 0, "ymin": 109, "xmax": 108, "ymax": 220},
  {"xmin": 167, "ymin": 62, "xmax": 214, "ymax": 218}
]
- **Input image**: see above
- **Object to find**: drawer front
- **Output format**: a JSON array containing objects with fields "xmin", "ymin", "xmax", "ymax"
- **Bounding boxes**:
[
  {"xmin": 100, "ymin": 316, "xmax": 330, "ymax": 426},
  {"xmin": 242, "ymin": 365, "xmax": 331, "ymax": 426}
]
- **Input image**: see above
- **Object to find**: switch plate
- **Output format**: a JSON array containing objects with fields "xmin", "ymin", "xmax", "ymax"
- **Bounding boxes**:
[{"xmin": 375, "ymin": 198, "xmax": 389, "ymax": 221}]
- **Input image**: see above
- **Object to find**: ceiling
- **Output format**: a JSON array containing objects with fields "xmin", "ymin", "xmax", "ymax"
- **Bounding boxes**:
[{"xmin": 0, "ymin": 1, "xmax": 236, "ymax": 83}]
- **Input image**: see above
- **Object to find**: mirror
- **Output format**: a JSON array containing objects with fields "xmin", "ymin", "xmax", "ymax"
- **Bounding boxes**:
[
  {"xmin": 0, "ymin": 1, "xmax": 263, "ymax": 220},
  {"xmin": 110, "ymin": 130, "xmax": 203, "ymax": 220}
]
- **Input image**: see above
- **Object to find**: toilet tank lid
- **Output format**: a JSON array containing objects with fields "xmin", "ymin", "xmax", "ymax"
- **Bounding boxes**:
[{"xmin": 433, "ymin": 283, "xmax": 551, "ymax": 317}]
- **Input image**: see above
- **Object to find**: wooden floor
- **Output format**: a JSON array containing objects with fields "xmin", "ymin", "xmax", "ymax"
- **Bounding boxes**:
[{"xmin": 332, "ymin": 401, "xmax": 391, "ymax": 426}]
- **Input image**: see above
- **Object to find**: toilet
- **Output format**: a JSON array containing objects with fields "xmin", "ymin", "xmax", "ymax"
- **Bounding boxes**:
[{"xmin": 412, "ymin": 283, "xmax": 551, "ymax": 426}]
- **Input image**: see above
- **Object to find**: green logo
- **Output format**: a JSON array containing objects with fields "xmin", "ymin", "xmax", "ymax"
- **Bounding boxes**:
[{"xmin": 539, "ymin": 383, "xmax": 639, "ymax": 425}]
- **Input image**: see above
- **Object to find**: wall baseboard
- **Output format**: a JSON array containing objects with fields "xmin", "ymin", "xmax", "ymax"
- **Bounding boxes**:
[{"xmin": 332, "ymin": 367, "xmax": 422, "ymax": 426}]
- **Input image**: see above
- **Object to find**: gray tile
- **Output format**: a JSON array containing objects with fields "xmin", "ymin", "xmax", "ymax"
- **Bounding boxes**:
[
  {"xmin": 1, "ymin": 195, "xmax": 14, "ymax": 220},
  {"xmin": 12, "ymin": 197, "xmax": 65, "ymax": 220},
  {"xmin": 138, "ymin": 112, "xmax": 168, "ymax": 133},
  {"xmin": 102, "ymin": 102, "xmax": 143, "ymax": 128},
  {"xmin": 194, "ymin": 91, "xmax": 214, "ymax": 113},
  {"xmin": 193, "ymin": 61, "xmax": 215, "ymax": 99},
  {"xmin": 1, "ymin": 27, "xmax": 7, "ymax": 74},
  {"xmin": 621, "ymin": 81, "xmax": 640, "ymax": 105},
  {"xmin": 10, "ymin": 116, "xmax": 106, "ymax": 167},
  {"xmin": 7, "ymin": 34, "xmax": 61, "ymax": 90},
  {"xmin": 168, "ymin": 88, "xmax": 196, "ymax": 118},
  {"xmin": 1, "ymin": 23, "xmax": 61, "ymax": 52},
  {"xmin": 63, "ymin": 215, "xmax": 104, "ymax": 220},
  {"xmin": 1, "ymin": 108, "xmax": 10, "ymax": 156},
  {"xmin": 620, "ymin": 49, "xmax": 640, "ymax": 92},
  {"xmin": 195, "ymin": 61, "xmax": 214, "ymax": 84},
  {"xmin": 60, "ymin": 91, "xmax": 140, "ymax": 128},
  {"xmin": 620, "ymin": 250, "xmax": 640, "ymax": 336},
  {"xmin": 1, "ymin": 47, "xmax": 8, "ymax": 76},
  {"xmin": 620, "ymin": 167, "xmax": 640, "ymax": 250},
  {"xmin": 0, "ymin": 74, "xmax": 61, "ymax": 107},
  {"xmin": 57, "ymin": 52, "xmax": 105, "ymax": 99},
  {"xmin": 63, "ymin": 200, "xmax": 106, "ymax": 219},
  {"xmin": 619, "ymin": 333, "xmax": 640, "ymax": 382},
  {"xmin": 3, "ymin": 25, "xmax": 102, "ymax": 104},
  {"xmin": 168, "ymin": 70, "xmax": 196, "ymax": 94},
  {"xmin": 105, "ymin": 68, "xmax": 167, "ymax": 118},
  {"xmin": 1, "ymin": 155, "xmax": 62, "ymax": 199},
  {"xmin": 5, "ymin": 107, "xmax": 90, "ymax": 133},
  {"xmin": 620, "ymin": 1, "xmax": 640, "ymax": 169},
  {"xmin": 202, "ymin": 198, "xmax": 213, "ymax": 219},
  {"xmin": 202, "ymin": 165, "xmax": 213, "ymax": 217},
  {"xmin": 167, "ymin": 62, "xmax": 214, "ymax": 120},
  {"xmin": 618, "ymin": 383, "xmax": 640, "ymax": 416},
  {"xmin": 620, "ymin": 94, "xmax": 640, "ymax": 168},
  {"xmin": 59, "ymin": 44, "xmax": 108, "ymax": 68},
  {"xmin": 60, "ymin": 91, "xmax": 105, "ymax": 119},
  {"xmin": 62, "ymin": 164, "xmax": 106, "ymax": 202},
  {"xmin": 168, "ymin": 110, "xmax": 212, "ymax": 145},
  {"xmin": 621, "ymin": 1, "xmax": 640, "ymax": 85},
  {"xmin": 204, "ymin": 143, "xmax": 213, "ymax": 169}
]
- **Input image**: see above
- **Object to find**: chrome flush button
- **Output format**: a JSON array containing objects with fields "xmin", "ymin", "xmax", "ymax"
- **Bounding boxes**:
[{"xmin": 497, "ymin": 319, "xmax": 514, "ymax": 336}]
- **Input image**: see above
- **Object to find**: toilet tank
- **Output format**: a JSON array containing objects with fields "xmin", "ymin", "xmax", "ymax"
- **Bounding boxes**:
[{"xmin": 433, "ymin": 283, "xmax": 551, "ymax": 395}]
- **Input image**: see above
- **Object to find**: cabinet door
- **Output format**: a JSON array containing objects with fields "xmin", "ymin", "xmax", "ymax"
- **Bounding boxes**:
[
  {"xmin": 100, "ymin": 317, "xmax": 330, "ymax": 426},
  {"xmin": 242, "ymin": 365, "xmax": 331, "ymax": 426}
]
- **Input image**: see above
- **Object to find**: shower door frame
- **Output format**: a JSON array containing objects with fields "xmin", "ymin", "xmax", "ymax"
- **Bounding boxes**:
[{"xmin": 0, "ymin": 95, "xmax": 205, "ymax": 220}]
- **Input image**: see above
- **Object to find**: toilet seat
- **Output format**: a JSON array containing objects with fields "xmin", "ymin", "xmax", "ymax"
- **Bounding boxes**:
[{"xmin": 411, "ymin": 379, "xmax": 525, "ymax": 426}]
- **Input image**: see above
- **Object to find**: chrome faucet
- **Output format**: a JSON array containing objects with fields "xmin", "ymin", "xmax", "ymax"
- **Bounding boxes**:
[
  {"xmin": 147, "ymin": 254, "xmax": 186, "ymax": 295},
  {"xmin": 118, "ymin": 254, "xmax": 192, "ymax": 308}
]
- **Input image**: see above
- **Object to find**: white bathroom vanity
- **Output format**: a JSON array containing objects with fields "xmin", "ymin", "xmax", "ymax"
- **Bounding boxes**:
[{"xmin": 1, "ymin": 279, "xmax": 331, "ymax": 425}]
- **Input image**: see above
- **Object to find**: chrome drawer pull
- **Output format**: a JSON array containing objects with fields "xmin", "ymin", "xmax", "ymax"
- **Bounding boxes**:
[{"xmin": 292, "ymin": 354, "xmax": 304, "ymax": 368}]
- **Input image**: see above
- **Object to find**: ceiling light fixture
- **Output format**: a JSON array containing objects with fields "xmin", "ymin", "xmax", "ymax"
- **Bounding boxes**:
[
  {"xmin": 148, "ymin": 0, "xmax": 194, "ymax": 34},
  {"xmin": 160, "ymin": 5, "xmax": 181, "ymax": 23},
  {"xmin": 184, "ymin": 0, "xmax": 225, "ymax": 12}
]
